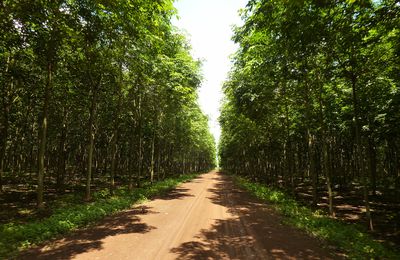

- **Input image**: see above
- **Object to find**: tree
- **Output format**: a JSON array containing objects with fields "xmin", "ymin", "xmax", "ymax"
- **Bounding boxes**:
[
  {"xmin": 220, "ymin": 0, "xmax": 400, "ymax": 231},
  {"xmin": 0, "ymin": 0, "xmax": 215, "ymax": 207}
]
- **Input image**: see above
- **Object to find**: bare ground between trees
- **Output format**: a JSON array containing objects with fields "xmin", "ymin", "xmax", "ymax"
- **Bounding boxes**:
[
  {"xmin": 293, "ymin": 181, "xmax": 400, "ymax": 247},
  {"xmin": 0, "ymin": 175, "xmax": 121, "ymax": 225},
  {"xmin": 19, "ymin": 171, "xmax": 343, "ymax": 259}
]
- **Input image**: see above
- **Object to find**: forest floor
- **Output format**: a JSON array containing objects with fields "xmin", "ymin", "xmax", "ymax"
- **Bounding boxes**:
[
  {"xmin": 0, "ymin": 177, "xmax": 111, "ymax": 225},
  {"xmin": 294, "ymin": 182, "xmax": 400, "ymax": 247},
  {"xmin": 19, "ymin": 171, "xmax": 343, "ymax": 259}
]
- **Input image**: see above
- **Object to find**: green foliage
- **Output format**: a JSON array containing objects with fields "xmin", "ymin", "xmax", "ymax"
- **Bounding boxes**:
[
  {"xmin": 219, "ymin": 0, "xmax": 400, "ymax": 245},
  {"xmin": 0, "ymin": 0, "xmax": 215, "ymax": 206},
  {"xmin": 0, "ymin": 0, "xmax": 215, "ymax": 255},
  {"xmin": 234, "ymin": 175, "xmax": 400, "ymax": 259},
  {"xmin": 0, "ymin": 173, "xmax": 199, "ymax": 259}
]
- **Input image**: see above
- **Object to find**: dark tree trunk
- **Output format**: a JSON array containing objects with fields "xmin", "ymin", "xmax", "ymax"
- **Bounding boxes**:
[
  {"xmin": 136, "ymin": 102, "xmax": 142, "ymax": 187},
  {"xmin": 110, "ymin": 93, "xmax": 122, "ymax": 194},
  {"xmin": 351, "ymin": 73, "xmax": 373, "ymax": 230},
  {"xmin": 150, "ymin": 131, "xmax": 156, "ymax": 184},
  {"xmin": 56, "ymin": 108, "xmax": 68, "ymax": 192},
  {"xmin": 37, "ymin": 62, "xmax": 52, "ymax": 208},
  {"xmin": 0, "ymin": 93, "xmax": 9, "ymax": 193},
  {"xmin": 85, "ymin": 85, "xmax": 98, "ymax": 201},
  {"xmin": 368, "ymin": 138, "xmax": 377, "ymax": 196},
  {"xmin": 110, "ymin": 129, "xmax": 118, "ymax": 194}
]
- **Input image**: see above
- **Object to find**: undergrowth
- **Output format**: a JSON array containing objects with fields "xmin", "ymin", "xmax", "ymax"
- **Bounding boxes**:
[
  {"xmin": 233, "ymin": 175, "xmax": 399, "ymax": 259},
  {"xmin": 0, "ymin": 173, "xmax": 199, "ymax": 259}
]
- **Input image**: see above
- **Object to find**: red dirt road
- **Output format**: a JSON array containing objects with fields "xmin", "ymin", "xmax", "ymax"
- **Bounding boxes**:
[{"xmin": 21, "ymin": 171, "xmax": 340, "ymax": 259}]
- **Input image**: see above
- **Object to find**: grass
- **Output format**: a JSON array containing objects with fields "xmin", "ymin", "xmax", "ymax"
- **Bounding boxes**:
[
  {"xmin": 233, "ymin": 175, "xmax": 400, "ymax": 259},
  {"xmin": 0, "ymin": 173, "xmax": 200, "ymax": 259}
]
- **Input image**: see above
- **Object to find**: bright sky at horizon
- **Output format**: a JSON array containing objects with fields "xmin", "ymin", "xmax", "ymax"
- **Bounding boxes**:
[{"xmin": 172, "ymin": 0, "xmax": 248, "ymax": 145}]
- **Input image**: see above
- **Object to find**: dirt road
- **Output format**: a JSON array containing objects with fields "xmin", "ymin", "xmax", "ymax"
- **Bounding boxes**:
[{"xmin": 21, "ymin": 171, "xmax": 339, "ymax": 259}]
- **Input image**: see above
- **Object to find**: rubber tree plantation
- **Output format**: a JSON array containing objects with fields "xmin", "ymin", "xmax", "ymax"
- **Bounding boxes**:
[
  {"xmin": 219, "ymin": 0, "xmax": 400, "ymax": 247},
  {"xmin": 0, "ymin": 0, "xmax": 215, "ymax": 217},
  {"xmin": 1, "ymin": 0, "xmax": 400, "ymax": 259}
]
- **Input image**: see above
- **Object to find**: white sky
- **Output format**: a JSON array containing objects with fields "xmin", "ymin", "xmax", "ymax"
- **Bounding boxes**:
[{"xmin": 172, "ymin": 0, "xmax": 247, "ymax": 145}]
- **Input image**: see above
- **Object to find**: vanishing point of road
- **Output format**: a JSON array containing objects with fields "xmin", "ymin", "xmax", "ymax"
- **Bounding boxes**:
[{"xmin": 22, "ymin": 171, "xmax": 340, "ymax": 259}]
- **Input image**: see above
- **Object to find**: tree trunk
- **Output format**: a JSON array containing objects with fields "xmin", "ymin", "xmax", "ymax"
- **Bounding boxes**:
[
  {"xmin": 351, "ymin": 73, "xmax": 373, "ymax": 231},
  {"xmin": 110, "ymin": 129, "xmax": 118, "ymax": 194},
  {"xmin": 37, "ymin": 62, "xmax": 52, "ymax": 208},
  {"xmin": 368, "ymin": 138, "xmax": 377, "ymax": 196},
  {"xmin": 128, "ymin": 135, "xmax": 134, "ymax": 191},
  {"xmin": 56, "ymin": 108, "xmax": 67, "ymax": 192},
  {"xmin": 309, "ymin": 133, "xmax": 318, "ymax": 205},
  {"xmin": 182, "ymin": 153, "xmax": 186, "ymax": 175},
  {"xmin": 110, "ymin": 63, "xmax": 124, "ymax": 194},
  {"xmin": 150, "ymin": 131, "xmax": 156, "ymax": 184},
  {"xmin": 0, "ymin": 91, "xmax": 10, "ymax": 194},
  {"xmin": 323, "ymin": 139, "xmax": 334, "ymax": 216},
  {"xmin": 136, "ymin": 91, "xmax": 143, "ymax": 188},
  {"xmin": 0, "ymin": 57, "xmax": 12, "ymax": 193},
  {"xmin": 110, "ymin": 94, "xmax": 122, "ymax": 194},
  {"xmin": 317, "ymin": 79, "xmax": 334, "ymax": 216},
  {"xmin": 137, "ymin": 134, "xmax": 142, "ymax": 187},
  {"xmin": 156, "ymin": 141, "xmax": 161, "ymax": 181},
  {"xmin": 85, "ymin": 86, "xmax": 98, "ymax": 201}
]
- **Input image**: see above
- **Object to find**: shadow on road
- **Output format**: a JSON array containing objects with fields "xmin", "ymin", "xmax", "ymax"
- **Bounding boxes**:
[
  {"xmin": 170, "ymin": 172, "xmax": 341, "ymax": 259},
  {"xmin": 170, "ymin": 218, "xmax": 261, "ymax": 259},
  {"xmin": 20, "ymin": 209, "xmax": 155, "ymax": 259},
  {"xmin": 19, "ymin": 182, "xmax": 202, "ymax": 259},
  {"xmin": 152, "ymin": 188, "xmax": 194, "ymax": 201}
]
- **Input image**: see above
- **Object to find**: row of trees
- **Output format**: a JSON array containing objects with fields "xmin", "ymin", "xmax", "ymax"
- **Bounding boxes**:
[
  {"xmin": 0, "ymin": 0, "xmax": 216, "ymax": 208},
  {"xmin": 219, "ymin": 0, "xmax": 399, "ymax": 230}
]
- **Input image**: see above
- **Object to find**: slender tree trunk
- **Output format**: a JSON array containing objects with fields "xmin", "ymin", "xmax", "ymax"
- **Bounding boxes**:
[
  {"xmin": 303, "ymin": 75, "xmax": 317, "ymax": 205},
  {"xmin": 0, "ymin": 57, "xmax": 12, "ymax": 193},
  {"xmin": 0, "ymin": 134, "xmax": 6, "ymax": 193},
  {"xmin": 368, "ymin": 138, "xmax": 377, "ymax": 196},
  {"xmin": 351, "ymin": 74, "xmax": 373, "ymax": 230},
  {"xmin": 150, "ymin": 131, "xmax": 156, "ymax": 184},
  {"xmin": 162, "ymin": 152, "xmax": 167, "ymax": 180},
  {"xmin": 396, "ymin": 154, "xmax": 400, "ymax": 202},
  {"xmin": 156, "ymin": 141, "xmax": 161, "ymax": 181},
  {"xmin": 110, "ymin": 95, "xmax": 122, "ymax": 194},
  {"xmin": 56, "ymin": 108, "xmax": 67, "ymax": 192},
  {"xmin": 317, "ymin": 80, "xmax": 334, "ymax": 216},
  {"xmin": 37, "ymin": 62, "xmax": 52, "ymax": 208},
  {"xmin": 110, "ymin": 63, "xmax": 124, "ymax": 193},
  {"xmin": 279, "ymin": 77, "xmax": 293, "ymax": 193},
  {"xmin": 128, "ymin": 133, "xmax": 134, "ymax": 191},
  {"xmin": 323, "ymin": 139, "xmax": 334, "ymax": 216},
  {"xmin": 137, "ymin": 133, "xmax": 142, "ymax": 187},
  {"xmin": 309, "ymin": 133, "xmax": 318, "ymax": 205},
  {"xmin": 85, "ymin": 85, "xmax": 98, "ymax": 201},
  {"xmin": 110, "ymin": 129, "xmax": 118, "ymax": 194},
  {"xmin": 136, "ymin": 91, "xmax": 142, "ymax": 188},
  {"xmin": 0, "ymin": 90, "xmax": 10, "ymax": 194},
  {"xmin": 182, "ymin": 153, "xmax": 186, "ymax": 175}
]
